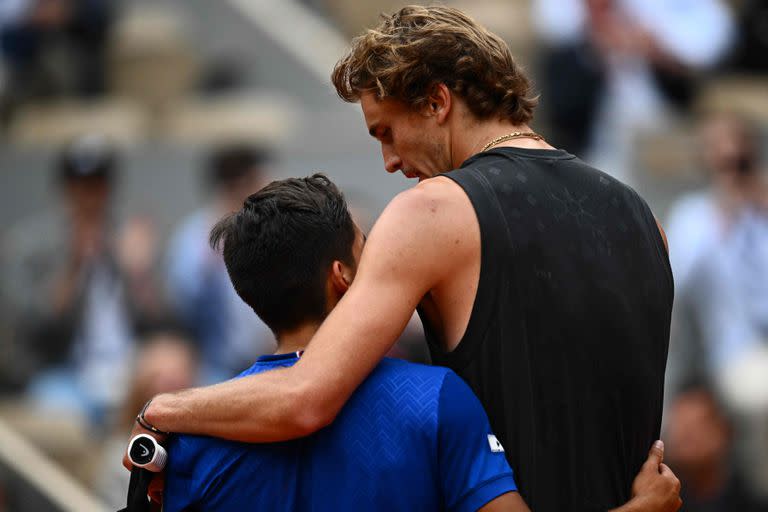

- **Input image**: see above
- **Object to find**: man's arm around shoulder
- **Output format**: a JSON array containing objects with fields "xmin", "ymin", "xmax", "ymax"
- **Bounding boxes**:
[{"xmin": 125, "ymin": 179, "xmax": 471, "ymax": 462}]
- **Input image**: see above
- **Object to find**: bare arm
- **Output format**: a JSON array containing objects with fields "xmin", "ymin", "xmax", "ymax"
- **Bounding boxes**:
[
  {"xmin": 478, "ymin": 442, "xmax": 680, "ymax": 512},
  {"xmin": 479, "ymin": 492, "xmax": 530, "ymax": 512},
  {"xmin": 129, "ymin": 179, "xmax": 470, "ymax": 447}
]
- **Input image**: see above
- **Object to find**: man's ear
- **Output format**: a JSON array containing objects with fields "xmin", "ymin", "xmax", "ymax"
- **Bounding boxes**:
[
  {"xmin": 330, "ymin": 260, "xmax": 352, "ymax": 295},
  {"xmin": 426, "ymin": 83, "xmax": 452, "ymax": 124}
]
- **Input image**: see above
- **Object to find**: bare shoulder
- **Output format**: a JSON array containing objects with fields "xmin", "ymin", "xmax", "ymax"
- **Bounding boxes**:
[
  {"xmin": 359, "ymin": 177, "xmax": 477, "ymax": 283},
  {"xmin": 377, "ymin": 176, "xmax": 475, "ymax": 232},
  {"xmin": 404, "ymin": 175, "xmax": 471, "ymax": 206}
]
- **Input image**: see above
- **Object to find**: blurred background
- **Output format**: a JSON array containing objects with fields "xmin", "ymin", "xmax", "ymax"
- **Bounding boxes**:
[{"xmin": 0, "ymin": 0, "xmax": 766, "ymax": 510}]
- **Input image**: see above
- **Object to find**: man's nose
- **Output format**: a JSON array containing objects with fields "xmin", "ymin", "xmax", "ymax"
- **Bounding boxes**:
[{"xmin": 382, "ymin": 145, "xmax": 402, "ymax": 174}]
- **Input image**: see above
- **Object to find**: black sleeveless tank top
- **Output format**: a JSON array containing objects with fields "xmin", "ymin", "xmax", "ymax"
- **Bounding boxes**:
[{"xmin": 420, "ymin": 147, "xmax": 673, "ymax": 511}]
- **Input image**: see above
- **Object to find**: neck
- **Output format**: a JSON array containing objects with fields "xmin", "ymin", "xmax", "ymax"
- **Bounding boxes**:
[
  {"xmin": 274, "ymin": 322, "xmax": 320, "ymax": 354},
  {"xmin": 451, "ymin": 120, "xmax": 554, "ymax": 168}
]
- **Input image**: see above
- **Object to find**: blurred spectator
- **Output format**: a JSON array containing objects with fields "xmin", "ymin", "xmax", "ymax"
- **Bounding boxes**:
[
  {"xmin": 0, "ymin": 134, "xmax": 168, "ymax": 423},
  {"xmin": 665, "ymin": 382, "xmax": 767, "ymax": 511},
  {"xmin": 0, "ymin": 0, "xmax": 113, "ymax": 107},
  {"xmin": 718, "ymin": 343, "xmax": 768, "ymax": 501},
  {"xmin": 96, "ymin": 330, "xmax": 197, "ymax": 509},
  {"xmin": 197, "ymin": 55, "xmax": 249, "ymax": 96},
  {"xmin": 666, "ymin": 113, "xmax": 768, "ymax": 378},
  {"xmin": 165, "ymin": 143, "xmax": 275, "ymax": 383},
  {"xmin": 533, "ymin": 0, "xmax": 733, "ymax": 184},
  {"xmin": 666, "ymin": 112, "xmax": 768, "ymax": 499}
]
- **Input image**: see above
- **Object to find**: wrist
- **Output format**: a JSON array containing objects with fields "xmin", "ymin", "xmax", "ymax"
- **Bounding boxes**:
[
  {"xmin": 139, "ymin": 395, "xmax": 172, "ymax": 435},
  {"xmin": 609, "ymin": 496, "xmax": 643, "ymax": 512}
]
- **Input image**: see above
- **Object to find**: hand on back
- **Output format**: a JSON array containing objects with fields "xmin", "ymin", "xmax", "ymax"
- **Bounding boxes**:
[{"xmin": 616, "ymin": 441, "xmax": 682, "ymax": 512}]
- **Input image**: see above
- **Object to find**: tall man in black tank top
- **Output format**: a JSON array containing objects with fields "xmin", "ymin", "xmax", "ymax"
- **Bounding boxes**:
[{"xmin": 125, "ymin": 6, "xmax": 680, "ymax": 511}]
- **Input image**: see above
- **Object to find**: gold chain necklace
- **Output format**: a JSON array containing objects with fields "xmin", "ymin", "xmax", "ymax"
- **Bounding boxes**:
[{"xmin": 481, "ymin": 131, "xmax": 543, "ymax": 152}]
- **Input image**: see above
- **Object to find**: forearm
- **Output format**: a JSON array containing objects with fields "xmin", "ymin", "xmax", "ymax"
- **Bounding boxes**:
[
  {"xmin": 142, "ymin": 295, "xmax": 409, "ymax": 442},
  {"xmin": 609, "ymin": 502, "xmax": 632, "ymax": 512},
  {"xmin": 609, "ymin": 496, "xmax": 652, "ymax": 512},
  {"xmin": 139, "ymin": 198, "xmax": 439, "ymax": 443},
  {"xmin": 144, "ymin": 367, "xmax": 322, "ymax": 443}
]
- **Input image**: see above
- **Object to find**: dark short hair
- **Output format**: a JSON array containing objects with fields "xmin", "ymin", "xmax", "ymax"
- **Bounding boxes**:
[
  {"xmin": 210, "ymin": 173, "xmax": 356, "ymax": 335},
  {"xmin": 332, "ymin": 5, "xmax": 538, "ymax": 124},
  {"xmin": 207, "ymin": 143, "xmax": 270, "ymax": 187}
]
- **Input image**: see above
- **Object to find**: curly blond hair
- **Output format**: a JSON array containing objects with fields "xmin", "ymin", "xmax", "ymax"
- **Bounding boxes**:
[{"xmin": 331, "ymin": 5, "xmax": 538, "ymax": 124}]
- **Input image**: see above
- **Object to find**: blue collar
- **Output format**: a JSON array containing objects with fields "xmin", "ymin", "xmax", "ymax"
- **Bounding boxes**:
[{"xmin": 256, "ymin": 350, "xmax": 303, "ymax": 363}]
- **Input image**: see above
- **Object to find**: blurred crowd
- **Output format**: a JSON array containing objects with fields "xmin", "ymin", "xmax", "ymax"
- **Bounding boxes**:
[
  {"xmin": 0, "ymin": 0, "xmax": 766, "ymax": 511},
  {"xmin": 0, "ymin": 135, "xmax": 277, "ymax": 507},
  {"xmin": 1, "ymin": 136, "xmax": 277, "ymax": 405}
]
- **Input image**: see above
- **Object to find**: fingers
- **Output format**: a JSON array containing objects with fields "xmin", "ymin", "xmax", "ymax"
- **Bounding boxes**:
[
  {"xmin": 663, "ymin": 463, "xmax": 684, "ymax": 512},
  {"xmin": 642, "ymin": 440, "xmax": 664, "ymax": 472},
  {"xmin": 148, "ymin": 473, "xmax": 166, "ymax": 504},
  {"xmin": 122, "ymin": 452, "xmax": 132, "ymax": 471},
  {"xmin": 652, "ymin": 440, "xmax": 664, "ymax": 464},
  {"xmin": 661, "ymin": 461, "xmax": 683, "ymax": 512},
  {"xmin": 660, "ymin": 463, "xmax": 682, "ymax": 491}
]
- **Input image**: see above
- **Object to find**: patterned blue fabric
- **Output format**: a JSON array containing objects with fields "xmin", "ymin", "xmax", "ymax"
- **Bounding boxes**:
[{"xmin": 164, "ymin": 355, "xmax": 516, "ymax": 511}]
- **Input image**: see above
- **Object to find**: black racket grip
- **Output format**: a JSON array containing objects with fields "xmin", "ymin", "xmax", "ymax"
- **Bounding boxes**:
[{"xmin": 116, "ymin": 466, "xmax": 153, "ymax": 512}]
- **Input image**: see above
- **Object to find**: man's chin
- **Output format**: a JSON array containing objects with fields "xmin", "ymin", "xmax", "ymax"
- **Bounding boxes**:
[{"xmin": 403, "ymin": 170, "xmax": 435, "ymax": 183}]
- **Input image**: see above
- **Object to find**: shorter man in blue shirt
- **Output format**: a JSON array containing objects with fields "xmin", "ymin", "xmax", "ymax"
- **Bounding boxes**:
[
  {"xmin": 163, "ymin": 174, "xmax": 524, "ymax": 511},
  {"xmin": 160, "ymin": 174, "xmax": 678, "ymax": 512}
]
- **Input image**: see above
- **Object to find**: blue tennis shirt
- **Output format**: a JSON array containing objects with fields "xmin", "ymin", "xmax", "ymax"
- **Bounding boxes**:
[{"xmin": 164, "ymin": 354, "xmax": 517, "ymax": 511}]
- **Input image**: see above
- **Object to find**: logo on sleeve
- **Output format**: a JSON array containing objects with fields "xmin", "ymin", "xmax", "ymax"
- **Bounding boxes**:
[{"xmin": 487, "ymin": 434, "xmax": 505, "ymax": 453}]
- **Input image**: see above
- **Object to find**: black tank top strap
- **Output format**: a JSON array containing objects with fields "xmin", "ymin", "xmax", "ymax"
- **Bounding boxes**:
[{"xmin": 427, "ymin": 167, "xmax": 513, "ymax": 370}]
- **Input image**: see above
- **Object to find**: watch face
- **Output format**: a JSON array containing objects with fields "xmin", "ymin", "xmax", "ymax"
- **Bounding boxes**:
[{"xmin": 130, "ymin": 437, "xmax": 155, "ymax": 465}]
